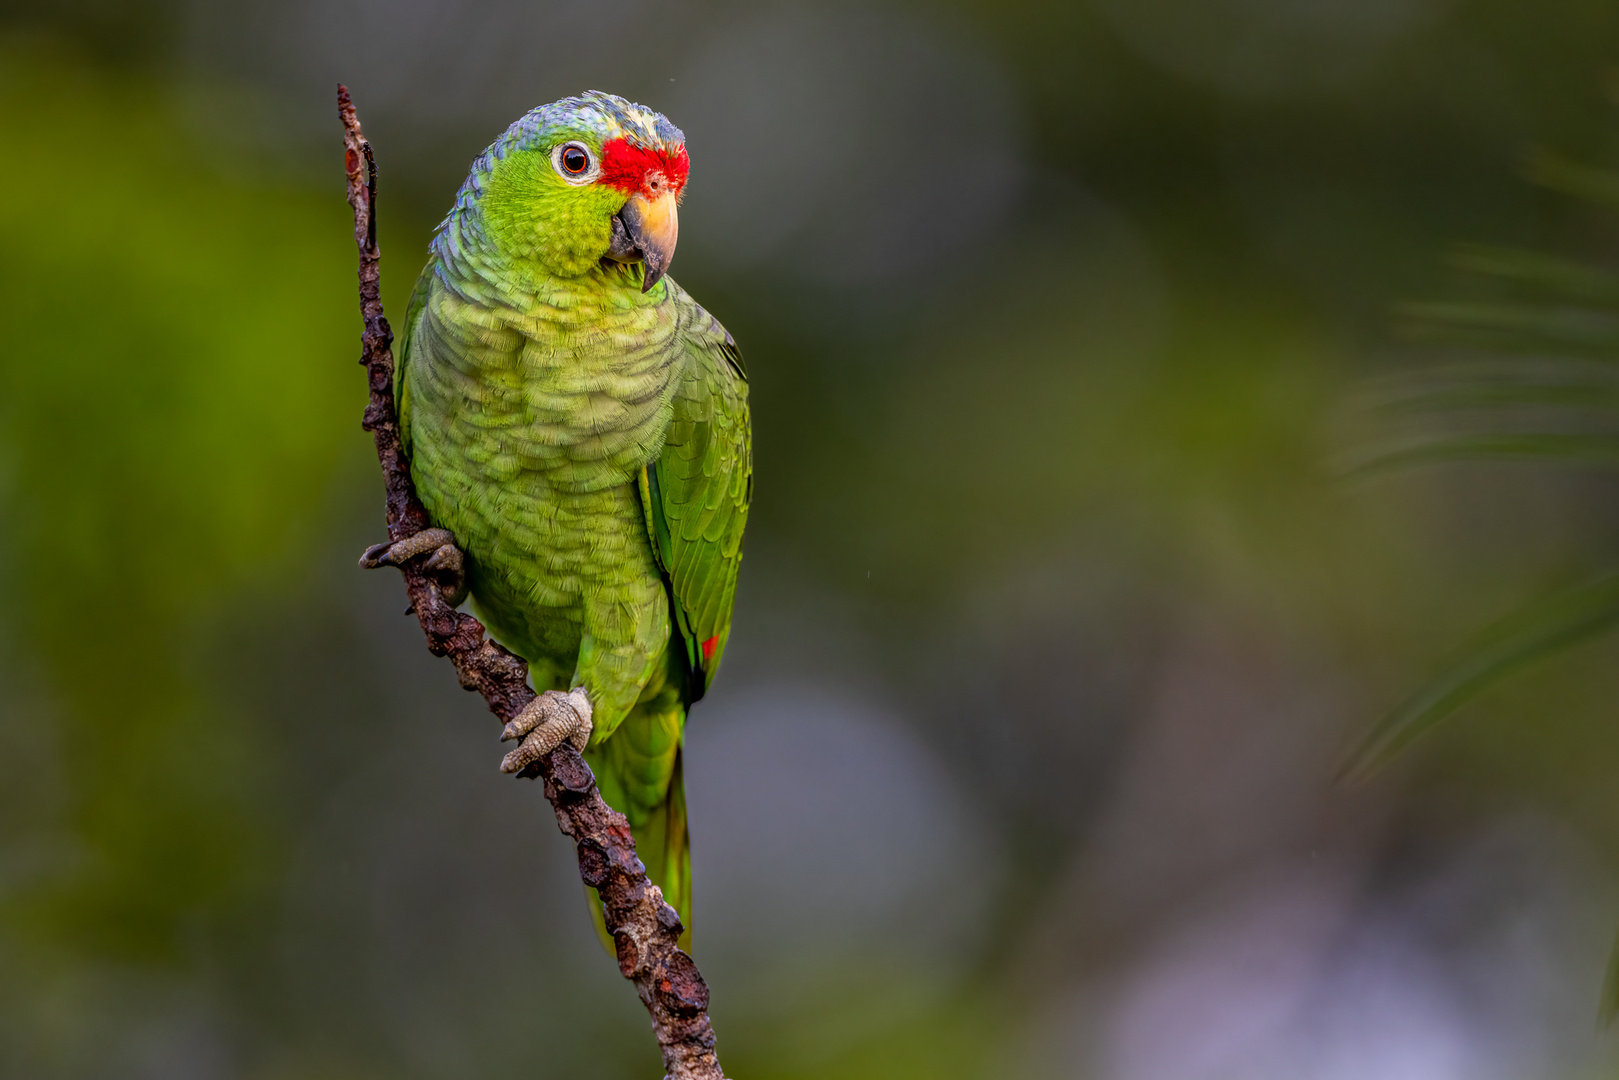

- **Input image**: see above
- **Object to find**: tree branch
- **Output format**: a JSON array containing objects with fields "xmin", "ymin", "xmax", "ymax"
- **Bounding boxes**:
[{"xmin": 338, "ymin": 85, "xmax": 727, "ymax": 1080}]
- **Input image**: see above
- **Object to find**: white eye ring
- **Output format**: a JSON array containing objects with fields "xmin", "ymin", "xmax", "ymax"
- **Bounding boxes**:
[{"xmin": 552, "ymin": 141, "xmax": 598, "ymax": 183}]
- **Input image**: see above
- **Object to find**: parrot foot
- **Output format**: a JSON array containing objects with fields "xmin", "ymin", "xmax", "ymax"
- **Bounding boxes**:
[
  {"xmin": 359, "ymin": 527, "xmax": 467, "ymax": 605},
  {"xmin": 499, "ymin": 688, "xmax": 593, "ymax": 774}
]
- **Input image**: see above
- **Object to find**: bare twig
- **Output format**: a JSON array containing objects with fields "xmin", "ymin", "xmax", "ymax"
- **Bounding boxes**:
[{"xmin": 338, "ymin": 85, "xmax": 726, "ymax": 1080}]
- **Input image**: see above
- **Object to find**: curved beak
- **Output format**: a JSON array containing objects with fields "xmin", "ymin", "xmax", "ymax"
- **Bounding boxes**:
[{"xmin": 616, "ymin": 191, "xmax": 679, "ymax": 293}]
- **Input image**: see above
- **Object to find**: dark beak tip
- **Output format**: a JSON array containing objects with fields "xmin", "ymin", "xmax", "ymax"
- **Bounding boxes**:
[{"xmin": 640, "ymin": 261, "xmax": 668, "ymax": 293}]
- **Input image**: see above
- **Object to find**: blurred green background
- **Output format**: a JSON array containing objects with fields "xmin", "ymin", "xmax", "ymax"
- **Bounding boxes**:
[{"xmin": 5, "ymin": 1, "xmax": 1619, "ymax": 1077}]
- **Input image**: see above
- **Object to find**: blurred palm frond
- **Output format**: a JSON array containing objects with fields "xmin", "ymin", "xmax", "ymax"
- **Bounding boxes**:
[
  {"xmin": 1526, "ymin": 147, "xmax": 1619, "ymax": 211},
  {"xmin": 1340, "ymin": 573, "xmax": 1619, "ymax": 784},
  {"xmin": 1347, "ymin": 139, "xmax": 1619, "ymax": 1022},
  {"xmin": 1347, "ymin": 149, "xmax": 1619, "ymax": 775},
  {"xmin": 1394, "ymin": 300, "xmax": 1619, "ymax": 356},
  {"xmin": 1345, "ymin": 355, "xmax": 1619, "ymax": 475}
]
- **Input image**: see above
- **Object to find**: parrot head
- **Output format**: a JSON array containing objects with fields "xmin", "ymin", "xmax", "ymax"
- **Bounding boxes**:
[{"xmin": 461, "ymin": 92, "xmax": 688, "ymax": 292}]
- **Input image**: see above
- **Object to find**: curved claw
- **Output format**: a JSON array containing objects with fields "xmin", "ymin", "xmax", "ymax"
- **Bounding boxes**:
[
  {"xmin": 359, "ymin": 528, "xmax": 467, "ymax": 605},
  {"xmin": 422, "ymin": 543, "xmax": 463, "ymax": 576},
  {"xmin": 421, "ymin": 543, "xmax": 467, "ymax": 605},
  {"xmin": 358, "ymin": 527, "xmax": 456, "ymax": 569},
  {"xmin": 500, "ymin": 688, "xmax": 593, "ymax": 774}
]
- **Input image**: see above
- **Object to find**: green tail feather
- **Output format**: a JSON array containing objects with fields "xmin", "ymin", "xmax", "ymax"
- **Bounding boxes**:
[{"xmin": 585, "ymin": 730, "xmax": 692, "ymax": 956}]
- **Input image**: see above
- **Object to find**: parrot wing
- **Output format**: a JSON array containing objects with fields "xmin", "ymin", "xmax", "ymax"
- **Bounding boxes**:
[
  {"xmin": 639, "ymin": 289, "xmax": 751, "ymax": 701},
  {"xmin": 394, "ymin": 266, "xmax": 435, "ymax": 458}
]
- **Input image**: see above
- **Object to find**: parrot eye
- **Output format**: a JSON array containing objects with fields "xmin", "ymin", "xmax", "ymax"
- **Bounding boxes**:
[{"xmin": 553, "ymin": 141, "xmax": 596, "ymax": 181}]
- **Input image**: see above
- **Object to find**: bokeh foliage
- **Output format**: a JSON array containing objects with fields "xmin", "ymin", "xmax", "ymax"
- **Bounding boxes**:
[{"xmin": 0, "ymin": 38, "xmax": 355, "ymax": 1069}]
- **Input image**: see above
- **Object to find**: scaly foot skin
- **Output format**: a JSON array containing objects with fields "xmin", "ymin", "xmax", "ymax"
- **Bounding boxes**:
[
  {"xmin": 359, "ymin": 527, "xmax": 467, "ymax": 605},
  {"xmin": 500, "ymin": 688, "xmax": 593, "ymax": 773}
]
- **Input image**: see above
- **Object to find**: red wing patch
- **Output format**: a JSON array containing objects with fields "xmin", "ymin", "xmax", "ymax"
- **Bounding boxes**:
[{"xmin": 701, "ymin": 635, "xmax": 719, "ymax": 666}]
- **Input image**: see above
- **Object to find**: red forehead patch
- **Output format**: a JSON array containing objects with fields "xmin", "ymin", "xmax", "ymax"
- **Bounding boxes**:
[{"xmin": 599, "ymin": 138, "xmax": 689, "ymax": 198}]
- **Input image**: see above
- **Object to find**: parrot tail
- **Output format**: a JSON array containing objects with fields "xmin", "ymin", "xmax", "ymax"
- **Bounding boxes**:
[{"xmin": 584, "ymin": 743, "xmax": 691, "ymax": 956}]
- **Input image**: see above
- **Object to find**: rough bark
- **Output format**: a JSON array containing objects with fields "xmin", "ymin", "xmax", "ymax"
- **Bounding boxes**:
[{"xmin": 338, "ymin": 85, "xmax": 726, "ymax": 1080}]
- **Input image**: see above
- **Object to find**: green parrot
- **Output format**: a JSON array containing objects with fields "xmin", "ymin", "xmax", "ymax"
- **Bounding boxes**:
[{"xmin": 377, "ymin": 92, "xmax": 750, "ymax": 943}]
